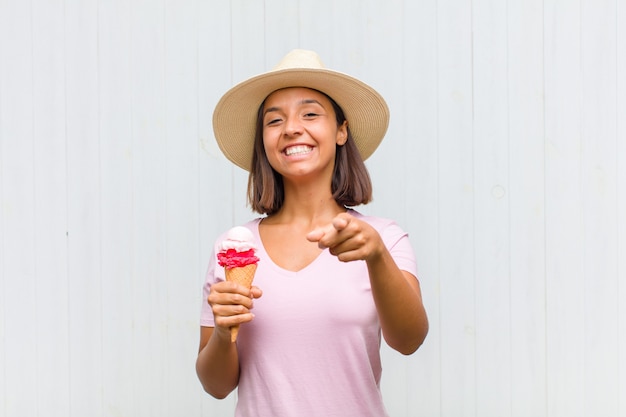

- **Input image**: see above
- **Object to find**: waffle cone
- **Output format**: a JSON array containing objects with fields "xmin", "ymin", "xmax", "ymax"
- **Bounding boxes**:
[{"xmin": 225, "ymin": 263, "xmax": 257, "ymax": 342}]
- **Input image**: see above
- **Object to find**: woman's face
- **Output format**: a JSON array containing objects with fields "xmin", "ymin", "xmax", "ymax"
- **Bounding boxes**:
[{"xmin": 261, "ymin": 87, "xmax": 347, "ymax": 182}]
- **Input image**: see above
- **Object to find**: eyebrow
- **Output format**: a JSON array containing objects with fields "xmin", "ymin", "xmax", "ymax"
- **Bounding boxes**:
[{"xmin": 263, "ymin": 99, "xmax": 324, "ymax": 116}]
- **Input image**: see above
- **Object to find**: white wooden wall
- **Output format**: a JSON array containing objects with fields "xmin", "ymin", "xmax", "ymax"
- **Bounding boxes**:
[{"xmin": 0, "ymin": 1, "xmax": 624, "ymax": 416}]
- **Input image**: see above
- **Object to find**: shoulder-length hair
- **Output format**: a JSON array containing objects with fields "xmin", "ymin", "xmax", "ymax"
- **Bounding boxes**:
[{"xmin": 247, "ymin": 91, "xmax": 373, "ymax": 215}]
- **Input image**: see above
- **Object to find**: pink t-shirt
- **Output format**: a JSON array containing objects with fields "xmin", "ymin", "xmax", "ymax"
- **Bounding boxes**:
[{"xmin": 200, "ymin": 210, "xmax": 418, "ymax": 417}]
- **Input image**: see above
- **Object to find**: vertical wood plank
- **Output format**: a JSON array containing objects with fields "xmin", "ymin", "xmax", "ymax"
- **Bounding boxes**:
[
  {"xmin": 0, "ymin": 2, "xmax": 38, "ymax": 416},
  {"xmin": 580, "ymin": 1, "xmax": 620, "ymax": 415},
  {"xmin": 197, "ymin": 23, "xmax": 236, "ymax": 417},
  {"xmin": 230, "ymin": 0, "xmax": 265, "ymax": 225},
  {"xmin": 97, "ymin": 1, "xmax": 135, "ymax": 415},
  {"xmin": 197, "ymin": 2, "xmax": 242, "ymax": 414},
  {"xmin": 197, "ymin": 11, "xmax": 235, "ymax": 389},
  {"xmin": 298, "ymin": 0, "xmax": 333, "ymax": 53},
  {"xmin": 264, "ymin": 0, "xmax": 300, "ymax": 64},
  {"xmin": 544, "ymin": 2, "xmax": 585, "ymax": 416},
  {"xmin": 507, "ymin": 1, "xmax": 547, "ymax": 416},
  {"xmin": 618, "ymin": 3, "xmax": 626, "ymax": 416},
  {"xmin": 362, "ymin": 0, "xmax": 407, "ymax": 224},
  {"xmin": 0, "ymin": 0, "xmax": 7, "ymax": 413},
  {"xmin": 472, "ymin": 1, "xmax": 511, "ymax": 416},
  {"xmin": 32, "ymin": 0, "xmax": 70, "ymax": 414},
  {"xmin": 64, "ymin": 0, "xmax": 103, "ymax": 415},
  {"xmin": 129, "ymin": 1, "xmax": 167, "ymax": 416},
  {"xmin": 358, "ymin": 1, "xmax": 413, "ymax": 415},
  {"xmin": 163, "ymin": 0, "xmax": 202, "ymax": 415},
  {"xmin": 197, "ymin": 0, "xmax": 234, "ymax": 254},
  {"xmin": 618, "ymin": 1, "xmax": 626, "ymax": 415},
  {"xmin": 437, "ymin": 1, "xmax": 475, "ymax": 416},
  {"xmin": 327, "ymin": 0, "xmax": 367, "ymax": 83},
  {"xmin": 401, "ymin": 0, "xmax": 441, "ymax": 415}
]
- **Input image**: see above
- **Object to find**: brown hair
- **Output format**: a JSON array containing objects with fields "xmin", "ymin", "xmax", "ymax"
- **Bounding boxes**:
[{"xmin": 247, "ymin": 91, "xmax": 373, "ymax": 215}]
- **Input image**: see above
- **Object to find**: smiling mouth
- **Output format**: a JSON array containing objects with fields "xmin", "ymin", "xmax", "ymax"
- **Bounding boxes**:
[{"xmin": 284, "ymin": 145, "xmax": 313, "ymax": 156}]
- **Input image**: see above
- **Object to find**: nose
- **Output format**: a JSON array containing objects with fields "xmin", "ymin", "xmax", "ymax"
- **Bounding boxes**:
[{"xmin": 283, "ymin": 117, "xmax": 303, "ymax": 137}]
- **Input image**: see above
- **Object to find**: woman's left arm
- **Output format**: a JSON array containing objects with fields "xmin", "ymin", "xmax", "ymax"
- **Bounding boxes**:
[
  {"xmin": 365, "ymin": 248, "xmax": 428, "ymax": 354},
  {"xmin": 307, "ymin": 213, "xmax": 428, "ymax": 355}
]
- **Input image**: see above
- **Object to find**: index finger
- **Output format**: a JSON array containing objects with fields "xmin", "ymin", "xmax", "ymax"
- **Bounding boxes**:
[
  {"xmin": 332, "ymin": 213, "xmax": 351, "ymax": 231},
  {"xmin": 212, "ymin": 279, "xmax": 254, "ymax": 296}
]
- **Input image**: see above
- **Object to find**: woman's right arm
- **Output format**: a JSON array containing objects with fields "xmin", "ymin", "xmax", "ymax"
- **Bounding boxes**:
[
  {"xmin": 196, "ymin": 325, "xmax": 240, "ymax": 399},
  {"xmin": 195, "ymin": 281, "xmax": 262, "ymax": 398}
]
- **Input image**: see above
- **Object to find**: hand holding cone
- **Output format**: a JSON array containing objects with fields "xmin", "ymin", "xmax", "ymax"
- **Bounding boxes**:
[
  {"xmin": 224, "ymin": 263, "xmax": 257, "ymax": 342},
  {"xmin": 217, "ymin": 226, "xmax": 260, "ymax": 342}
]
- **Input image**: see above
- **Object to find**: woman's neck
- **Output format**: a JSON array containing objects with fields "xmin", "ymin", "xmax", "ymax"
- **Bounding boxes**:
[{"xmin": 266, "ymin": 180, "xmax": 345, "ymax": 227}]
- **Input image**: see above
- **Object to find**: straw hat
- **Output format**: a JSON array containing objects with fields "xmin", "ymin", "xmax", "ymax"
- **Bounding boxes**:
[{"xmin": 212, "ymin": 49, "xmax": 390, "ymax": 171}]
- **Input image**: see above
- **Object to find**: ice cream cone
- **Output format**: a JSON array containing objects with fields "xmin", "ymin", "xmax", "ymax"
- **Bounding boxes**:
[{"xmin": 225, "ymin": 263, "xmax": 257, "ymax": 342}]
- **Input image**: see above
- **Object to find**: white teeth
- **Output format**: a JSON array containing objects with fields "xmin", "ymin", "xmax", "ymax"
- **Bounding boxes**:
[{"xmin": 285, "ymin": 145, "xmax": 312, "ymax": 156}]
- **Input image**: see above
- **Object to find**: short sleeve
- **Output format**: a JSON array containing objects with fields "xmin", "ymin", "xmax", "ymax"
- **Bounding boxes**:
[
  {"xmin": 350, "ymin": 210, "xmax": 418, "ymax": 279},
  {"xmin": 200, "ymin": 240, "xmax": 226, "ymax": 327},
  {"xmin": 380, "ymin": 221, "xmax": 418, "ymax": 279}
]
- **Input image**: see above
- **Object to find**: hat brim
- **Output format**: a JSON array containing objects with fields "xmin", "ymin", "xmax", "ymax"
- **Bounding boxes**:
[{"xmin": 212, "ymin": 67, "xmax": 389, "ymax": 171}]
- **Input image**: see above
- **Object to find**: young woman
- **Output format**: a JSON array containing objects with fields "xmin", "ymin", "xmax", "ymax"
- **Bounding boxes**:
[{"xmin": 196, "ymin": 49, "xmax": 428, "ymax": 417}]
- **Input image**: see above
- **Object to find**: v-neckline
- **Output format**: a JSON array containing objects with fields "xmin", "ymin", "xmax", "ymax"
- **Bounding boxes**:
[{"xmin": 252, "ymin": 219, "xmax": 326, "ymax": 276}]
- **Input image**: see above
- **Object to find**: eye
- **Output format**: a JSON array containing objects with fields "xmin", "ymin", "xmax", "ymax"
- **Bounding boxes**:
[
  {"xmin": 265, "ymin": 117, "xmax": 282, "ymax": 126},
  {"xmin": 303, "ymin": 112, "xmax": 319, "ymax": 118}
]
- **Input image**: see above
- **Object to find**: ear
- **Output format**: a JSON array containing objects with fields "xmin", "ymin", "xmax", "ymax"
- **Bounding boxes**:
[{"xmin": 336, "ymin": 121, "xmax": 348, "ymax": 146}]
